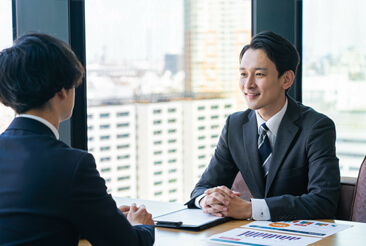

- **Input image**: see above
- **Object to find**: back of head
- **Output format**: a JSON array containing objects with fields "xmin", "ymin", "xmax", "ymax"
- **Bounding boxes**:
[
  {"xmin": 0, "ymin": 33, "xmax": 84, "ymax": 114},
  {"xmin": 240, "ymin": 31, "xmax": 300, "ymax": 78}
]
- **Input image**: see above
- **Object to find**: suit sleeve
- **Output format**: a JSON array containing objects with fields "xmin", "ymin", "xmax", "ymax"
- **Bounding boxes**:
[
  {"xmin": 265, "ymin": 116, "xmax": 340, "ymax": 221},
  {"xmin": 185, "ymin": 115, "xmax": 239, "ymax": 208},
  {"xmin": 69, "ymin": 153, "xmax": 155, "ymax": 246}
]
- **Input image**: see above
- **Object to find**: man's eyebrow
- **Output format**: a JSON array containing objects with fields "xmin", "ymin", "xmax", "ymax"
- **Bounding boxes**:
[{"xmin": 239, "ymin": 67, "xmax": 268, "ymax": 70}]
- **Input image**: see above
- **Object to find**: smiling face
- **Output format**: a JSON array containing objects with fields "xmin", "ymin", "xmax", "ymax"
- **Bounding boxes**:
[{"xmin": 239, "ymin": 48, "xmax": 293, "ymax": 121}]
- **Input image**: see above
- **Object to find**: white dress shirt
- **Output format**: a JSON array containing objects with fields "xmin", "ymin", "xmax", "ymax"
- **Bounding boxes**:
[
  {"xmin": 252, "ymin": 98, "xmax": 288, "ymax": 220},
  {"xmin": 195, "ymin": 98, "xmax": 288, "ymax": 221},
  {"xmin": 17, "ymin": 114, "xmax": 59, "ymax": 139}
]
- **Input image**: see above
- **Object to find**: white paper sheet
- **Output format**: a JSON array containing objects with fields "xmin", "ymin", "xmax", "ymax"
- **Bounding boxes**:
[
  {"xmin": 208, "ymin": 228, "xmax": 322, "ymax": 246},
  {"xmin": 153, "ymin": 208, "xmax": 224, "ymax": 226},
  {"xmin": 241, "ymin": 220, "xmax": 353, "ymax": 238},
  {"xmin": 113, "ymin": 196, "xmax": 186, "ymax": 217}
]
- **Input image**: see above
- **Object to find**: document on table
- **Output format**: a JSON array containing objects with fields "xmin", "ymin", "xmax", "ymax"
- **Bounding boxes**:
[
  {"xmin": 241, "ymin": 220, "xmax": 353, "ymax": 238},
  {"xmin": 208, "ymin": 228, "xmax": 322, "ymax": 246},
  {"xmin": 153, "ymin": 208, "xmax": 230, "ymax": 231},
  {"xmin": 113, "ymin": 196, "xmax": 229, "ymax": 231},
  {"xmin": 113, "ymin": 196, "xmax": 186, "ymax": 218}
]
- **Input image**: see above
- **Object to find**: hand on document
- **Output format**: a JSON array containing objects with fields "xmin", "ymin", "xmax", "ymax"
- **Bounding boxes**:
[
  {"xmin": 200, "ymin": 185, "xmax": 252, "ymax": 220},
  {"xmin": 119, "ymin": 203, "xmax": 155, "ymax": 226}
]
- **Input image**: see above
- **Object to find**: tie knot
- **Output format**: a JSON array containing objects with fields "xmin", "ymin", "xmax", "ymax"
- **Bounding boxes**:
[{"xmin": 259, "ymin": 123, "xmax": 269, "ymax": 135}]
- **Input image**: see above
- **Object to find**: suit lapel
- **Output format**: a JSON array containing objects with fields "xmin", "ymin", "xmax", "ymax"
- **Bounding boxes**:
[
  {"xmin": 242, "ymin": 110, "xmax": 266, "ymax": 197},
  {"xmin": 265, "ymin": 97, "xmax": 300, "ymax": 195}
]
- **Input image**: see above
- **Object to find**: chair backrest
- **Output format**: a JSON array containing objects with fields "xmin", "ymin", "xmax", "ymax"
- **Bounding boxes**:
[
  {"xmin": 351, "ymin": 156, "xmax": 366, "ymax": 222},
  {"xmin": 335, "ymin": 177, "xmax": 356, "ymax": 220},
  {"xmin": 231, "ymin": 172, "xmax": 252, "ymax": 201}
]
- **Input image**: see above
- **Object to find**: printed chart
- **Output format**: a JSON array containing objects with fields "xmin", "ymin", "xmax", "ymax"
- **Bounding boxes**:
[
  {"xmin": 208, "ymin": 228, "xmax": 321, "ymax": 246},
  {"xmin": 241, "ymin": 220, "xmax": 353, "ymax": 238}
]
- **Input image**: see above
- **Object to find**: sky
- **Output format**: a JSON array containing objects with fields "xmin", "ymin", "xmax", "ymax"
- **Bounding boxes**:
[
  {"xmin": 85, "ymin": 0, "xmax": 184, "ymax": 63},
  {"xmin": 303, "ymin": 0, "xmax": 366, "ymax": 60}
]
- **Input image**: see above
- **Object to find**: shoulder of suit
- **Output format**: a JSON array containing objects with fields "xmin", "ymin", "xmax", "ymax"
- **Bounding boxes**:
[
  {"xmin": 228, "ymin": 108, "xmax": 253, "ymax": 120},
  {"xmin": 49, "ymin": 138, "xmax": 92, "ymax": 162},
  {"xmin": 292, "ymin": 100, "xmax": 334, "ymax": 125}
]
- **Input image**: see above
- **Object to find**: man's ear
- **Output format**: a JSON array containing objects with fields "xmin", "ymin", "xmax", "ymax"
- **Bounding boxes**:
[
  {"xmin": 281, "ymin": 70, "xmax": 295, "ymax": 90},
  {"xmin": 55, "ymin": 88, "xmax": 67, "ymax": 100}
]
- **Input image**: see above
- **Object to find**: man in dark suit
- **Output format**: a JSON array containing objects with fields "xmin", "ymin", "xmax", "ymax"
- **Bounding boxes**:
[
  {"xmin": 186, "ymin": 31, "xmax": 340, "ymax": 221},
  {"xmin": 0, "ymin": 33, "xmax": 154, "ymax": 245}
]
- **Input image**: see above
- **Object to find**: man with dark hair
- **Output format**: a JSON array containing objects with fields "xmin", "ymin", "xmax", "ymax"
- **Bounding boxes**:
[
  {"xmin": 186, "ymin": 31, "xmax": 340, "ymax": 221},
  {"xmin": 0, "ymin": 33, "xmax": 154, "ymax": 245}
]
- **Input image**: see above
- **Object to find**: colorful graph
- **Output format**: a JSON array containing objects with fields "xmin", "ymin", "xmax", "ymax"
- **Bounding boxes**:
[
  {"xmin": 315, "ymin": 222, "xmax": 329, "ymax": 226},
  {"xmin": 248, "ymin": 225, "xmax": 326, "ymax": 236},
  {"xmin": 243, "ymin": 220, "xmax": 353, "ymax": 239},
  {"xmin": 234, "ymin": 230, "xmax": 301, "ymax": 241},
  {"xmin": 269, "ymin": 222, "xmax": 290, "ymax": 228},
  {"xmin": 210, "ymin": 228, "xmax": 324, "ymax": 246},
  {"xmin": 294, "ymin": 221, "xmax": 313, "ymax": 226},
  {"xmin": 282, "ymin": 221, "xmax": 338, "ymax": 228},
  {"xmin": 283, "ymin": 220, "xmax": 314, "ymax": 226}
]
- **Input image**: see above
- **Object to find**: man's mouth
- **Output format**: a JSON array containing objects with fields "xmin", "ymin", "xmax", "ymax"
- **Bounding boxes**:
[{"xmin": 245, "ymin": 92, "xmax": 260, "ymax": 98}]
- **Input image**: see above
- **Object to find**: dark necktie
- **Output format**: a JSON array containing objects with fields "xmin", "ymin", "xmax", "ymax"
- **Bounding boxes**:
[{"xmin": 258, "ymin": 123, "xmax": 272, "ymax": 178}]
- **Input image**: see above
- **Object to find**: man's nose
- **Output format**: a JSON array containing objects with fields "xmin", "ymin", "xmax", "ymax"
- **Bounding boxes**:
[{"xmin": 244, "ymin": 75, "xmax": 255, "ymax": 89}]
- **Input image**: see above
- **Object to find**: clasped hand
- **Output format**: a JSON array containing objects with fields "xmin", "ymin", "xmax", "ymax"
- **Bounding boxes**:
[
  {"xmin": 119, "ymin": 203, "xmax": 154, "ymax": 226},
  {"xmin": 199, "ymin": 185, "xmax": 252, "ymax": 219}
]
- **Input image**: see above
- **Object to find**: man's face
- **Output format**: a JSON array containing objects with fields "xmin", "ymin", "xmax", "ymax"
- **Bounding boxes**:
[{"xmin": 239, "ymin": 48, "xmax": 290, "ymax": 120}]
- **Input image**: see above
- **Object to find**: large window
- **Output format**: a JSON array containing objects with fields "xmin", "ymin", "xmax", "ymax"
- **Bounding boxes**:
[
  {"xmin": 85, "ymin": 0, "xmax": 251, "ymax": 202},
  {"xmin": 303, "ymin": 0, "xmax": 366, "ymax": 177},
  {"xmin": 0, "ymin": 0, "xmax": 14, "ymax": 133}
]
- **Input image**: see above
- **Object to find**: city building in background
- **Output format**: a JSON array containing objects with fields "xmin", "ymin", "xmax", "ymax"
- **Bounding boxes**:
[
  {"xmin": 184, "ymin": 0, "xmax": 251, "ymax": 108},
  {"xmin": 136, "ymin": 101, "xmax": 184, "ymax": 202},
  {"xmin": 87, "ymin": 98, "xmax": 236, "ymax": 202},
  {"xmin": 303, "ymin": 0, "xmax": 366, "ymax": 177},
  {"xmin": 85, "ymin": 0, "xmax": 250, "ymax": 202},
  {"xmin": 182, "ymin": 98, "xmax": 236, "ymax": 199},
  {"xmin": 87, "ymin": 105, "xmax": 137, "ymax": 198}
]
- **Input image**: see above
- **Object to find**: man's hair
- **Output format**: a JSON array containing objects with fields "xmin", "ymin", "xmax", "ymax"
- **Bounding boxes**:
[
  {"xmin": 239, "ymin": 31, "xmax": 300, "ymax": 78},
  {"xmin": 0, "ymin": 33, "xmax": 85, "ymax": 114}
]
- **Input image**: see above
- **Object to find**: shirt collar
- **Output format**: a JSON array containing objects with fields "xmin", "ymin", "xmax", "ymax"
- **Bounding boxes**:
[
  {"xmin": 16, "ymin": 114, "xmax": 59, "ymax": 139},
  {"xmin": 255, "ymin": 97, "xmax": 288, "ymax": 137}
]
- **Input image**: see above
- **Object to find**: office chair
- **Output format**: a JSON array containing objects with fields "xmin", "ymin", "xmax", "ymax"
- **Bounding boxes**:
[{"xmin": 350, "ymin": 156, "xmax": 366, "ymax": 222}]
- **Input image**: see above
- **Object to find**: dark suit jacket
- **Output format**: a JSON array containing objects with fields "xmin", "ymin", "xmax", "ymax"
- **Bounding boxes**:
[
  {"xmin": 186, "ymin": 96, "xmax": 340, "ymax": 221},
  {"xmin": 0, "ymin": 117, "xmax": 154, "ymax": 246}
]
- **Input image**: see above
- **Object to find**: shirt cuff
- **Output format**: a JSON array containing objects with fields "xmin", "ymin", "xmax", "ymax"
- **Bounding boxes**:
[
  {"xmin": 251, "ymin": 198, "xmax": 271, "ymax": 220},
  {"xmin": 194, "ymin": 194, "xmax": 206, "ymax": 208}
]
